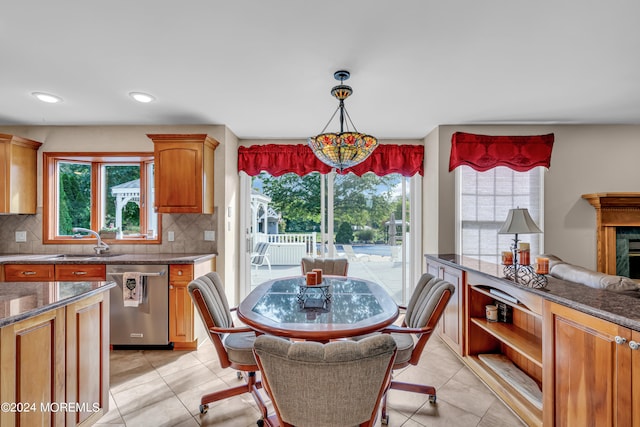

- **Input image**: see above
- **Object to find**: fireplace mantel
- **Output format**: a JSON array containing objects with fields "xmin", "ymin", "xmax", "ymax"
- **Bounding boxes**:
[{"xmin": 582, "ymin": 192, "xmax": 640, "ymax": 274}]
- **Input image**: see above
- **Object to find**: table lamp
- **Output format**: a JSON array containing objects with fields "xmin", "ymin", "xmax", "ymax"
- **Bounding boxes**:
[{"xmin": 498, "ymin": 208, "xmax": 546, "ymax": 287}]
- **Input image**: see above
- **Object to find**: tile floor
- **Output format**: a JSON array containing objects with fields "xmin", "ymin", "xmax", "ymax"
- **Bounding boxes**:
[{"xmin": 97, "ymin": 336, "xmax": 525, "ymax": 427}]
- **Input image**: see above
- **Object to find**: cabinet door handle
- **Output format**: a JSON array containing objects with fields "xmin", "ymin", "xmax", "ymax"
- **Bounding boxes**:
[
  {"xmin": 22, "ymin": 271, "xmax": 37, "ymax": 276},
  {"xmin": 73, "ymin": 271, "xmax": 88, "ymax": 275},
  {"xmin": 169, "ymin": 285, "xmax": 174, "ymax": 289},
  {"xmin": 630, "ymin": 341, "xmax": 639, "ymax": 351},
  {"xmin": 615, "ymin": 336, "xmax": 627, "ymax": 345}
]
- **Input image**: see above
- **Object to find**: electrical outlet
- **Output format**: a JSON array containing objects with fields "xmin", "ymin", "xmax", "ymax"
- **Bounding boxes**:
[
  {"xmin": 15, "ymin": 231, "xmax": 27, "ymax": 242},
  {"xmin": 168, "ymin": 231, "xmax": 175, "ymax": 242},
  {"xmin": 204, "ymin": 230, "xmax": 215, "ymax": 241}
]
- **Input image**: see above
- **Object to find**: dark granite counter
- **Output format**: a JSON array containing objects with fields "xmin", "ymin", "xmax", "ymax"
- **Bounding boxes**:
[
  {"xmin": 426, "ymin": 254, "xmax": 640, "ymax": 332},
  {"xmin": 0, "ymin": 280, "xmax": 115, "ymax": 327},
  {"xmin": 0, "ymin": 253, "xmax": 216, "ymax": 265}
]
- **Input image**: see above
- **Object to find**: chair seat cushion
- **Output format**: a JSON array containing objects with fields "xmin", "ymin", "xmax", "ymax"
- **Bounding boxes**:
[
  {"xmin": 390, "ymin": 332, "xmax": 414, "ymax": 366},
  {"xmin": 224, "ymin": 332, "xmax": 257, "ymax": 366}
]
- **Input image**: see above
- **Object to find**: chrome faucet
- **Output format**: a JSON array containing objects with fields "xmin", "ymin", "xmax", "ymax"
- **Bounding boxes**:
[{"xmin": 72, "ymin": 227, "xmax": 110, "ymax": 255}]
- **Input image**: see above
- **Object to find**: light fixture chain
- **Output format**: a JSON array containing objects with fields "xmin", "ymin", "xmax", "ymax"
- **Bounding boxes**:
[
  {"xmin": 342, "ymin": 108, "xmax": 358, "ymax": 133},
  {"xmin": 318, "ymin": 105, "xmax": 341, "ymax": 134}
]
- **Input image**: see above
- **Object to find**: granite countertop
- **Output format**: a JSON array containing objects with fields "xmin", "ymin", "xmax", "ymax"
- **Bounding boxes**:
[
  {"xmin": 426, "ymin": 254, "xmax": 640, "ymax": 332},
  {"xmin": 0, "ymin": 253, "xmax": 216, "ymax": 265},
  {"xmin": 0, "ymin": 280, "xmax": 115, "ymax": 327}
]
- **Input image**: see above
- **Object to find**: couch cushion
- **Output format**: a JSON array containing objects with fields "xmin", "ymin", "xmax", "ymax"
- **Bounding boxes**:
[{"xmin": 550, "ymin": 262, "xmax": 639, "ymax": 291}]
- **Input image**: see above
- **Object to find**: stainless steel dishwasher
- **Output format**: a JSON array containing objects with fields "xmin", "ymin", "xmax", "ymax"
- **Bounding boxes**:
[{"xmin": 107, "ymin": 264, "xmax": 170, "ymax": 349}]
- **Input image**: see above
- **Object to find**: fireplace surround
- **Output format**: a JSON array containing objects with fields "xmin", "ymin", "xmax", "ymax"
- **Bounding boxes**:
[{"xmin": 582, "ymin": 192, "xmax": 640, "ymax": 276}]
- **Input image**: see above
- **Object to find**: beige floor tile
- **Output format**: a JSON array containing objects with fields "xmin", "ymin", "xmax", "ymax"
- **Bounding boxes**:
[
  {"xmin": 478, "ymin": 399, "xmax": 526, "ymax": 427},
  {"xmin": 162, "ymin": 362, "xmax": 218, "ymax": 395},
  {"xmin": 120, "ymin": 395, "xmax": 193, "ymax": 427},
  {"xmin": 111, "ymin": 376, "xmax": 175, "ymax": 417},
  {"xmin": 410, "ymin": 399, "xmax": 482, "ymax": 427},
  {"xmin": 144, "ymin": 350, "xmax": 204, "ymax": 377},
  {"xmin": 436, "ymin": 375, "xmax": 498, "ymax": 418},
  {"xmin": 196, "ymin": 395, "xmax": 262, "ymax": 426}
]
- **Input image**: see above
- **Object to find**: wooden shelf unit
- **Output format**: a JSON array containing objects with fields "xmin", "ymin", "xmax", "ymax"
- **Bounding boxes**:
[{"xmin": 465, "ymin": 277, "xmax": 543, "ymax": 427}]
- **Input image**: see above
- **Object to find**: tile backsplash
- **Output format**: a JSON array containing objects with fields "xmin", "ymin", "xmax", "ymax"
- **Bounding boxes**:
[{"xmin": 0, "ymin": 209, "xmax": 217, "ymax": 255}]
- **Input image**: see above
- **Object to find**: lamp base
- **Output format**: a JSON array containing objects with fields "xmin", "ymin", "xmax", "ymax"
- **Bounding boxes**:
[{"xmin": 503, "ymin": 264, "xmax": 548, "ymax": 289}]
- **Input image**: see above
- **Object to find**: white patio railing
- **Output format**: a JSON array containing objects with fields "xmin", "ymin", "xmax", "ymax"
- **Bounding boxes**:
[{"xmin": 254, "ymin": 233, "xmax": 317, "ymax": 265}]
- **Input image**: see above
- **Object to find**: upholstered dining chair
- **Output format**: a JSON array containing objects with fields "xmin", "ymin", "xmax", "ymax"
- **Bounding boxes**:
[
  {"xmin": 253, "ymin": 334, "xmax": 397, "ymax": 427},
  {"xmin": 378, "ymin": 273, "xmax": 455, "ymax": 425},
  {"xmin": 187, "ymin": 272, "xmax": 268, "ymax": 419},
  {"xmin": 300, "ymin": 256, "xmax": 349, "ymax": 276}
]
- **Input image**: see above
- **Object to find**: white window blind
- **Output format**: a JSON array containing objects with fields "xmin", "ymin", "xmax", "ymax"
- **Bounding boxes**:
[{"xmin": 457, "ymin": 166, "xmax": 544, "ymax": 264}]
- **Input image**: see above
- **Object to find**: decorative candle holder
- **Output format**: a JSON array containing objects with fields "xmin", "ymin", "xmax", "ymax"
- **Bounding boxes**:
[{"xmin": 502, "ymin": 248, "xmax": 548, "ymax": 289}]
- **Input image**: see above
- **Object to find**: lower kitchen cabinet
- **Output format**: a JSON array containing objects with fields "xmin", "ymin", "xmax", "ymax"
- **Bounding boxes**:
[
  {"xmin": 169, "ymin": 260, "xmax": 214, "ymax": 350},
  {"xmin": 56, "ymin": 264, "xmax": 106, "ymax": 281},
  {"xmin": 426, "ymin": 257, "xmax": 465, "ymax": 355},
  {"xmin": 543, "ymin": 300, "xmax": 637, "ymax": 427},
  {"xmin": 2, "ymin": 264, "xmax": 106, "ymax": 282},
  {"xmin": 169, "ymin": 264, "xmax": 195, "ymax": 348},
  {"xmin": 0, "ymin": 307, "xmax": 66, "ymax": 427},
  {"xmin": 3, "ymin": 264, "xmax": 55, "ymax": 281},
  {"xmin": 0, "ymin": 286, "xmax": 110, "ymax": 427}
]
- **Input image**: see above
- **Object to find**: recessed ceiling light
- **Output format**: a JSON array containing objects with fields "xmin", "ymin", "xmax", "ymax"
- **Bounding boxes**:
[
  {"xmin": 32, "ymin": 92, "xmax": 63, "ymax": 103},
  {"xmin": 129, "ymin": 92, "xmax": 155, "ymax": 103}
]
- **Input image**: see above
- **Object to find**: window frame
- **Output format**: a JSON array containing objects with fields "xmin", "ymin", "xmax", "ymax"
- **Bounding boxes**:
[
  {"xmin": 43, "ymin": 152, "xmax": 161, "ymax": 245},
  {"xmin": 455, "ymin": 165, "xmax": 544, "ymax": 263}
]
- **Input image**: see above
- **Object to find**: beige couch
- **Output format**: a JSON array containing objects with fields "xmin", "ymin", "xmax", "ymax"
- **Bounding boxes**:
[{"xmin": 543, "ymin": 254, "xmax": 640, "ymax": 292}]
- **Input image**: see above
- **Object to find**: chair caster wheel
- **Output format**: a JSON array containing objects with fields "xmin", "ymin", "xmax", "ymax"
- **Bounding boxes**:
[
  {"xmin": 237, "ymin": 371, "xmax": 243, "ymax": 380},
  {"xmin": 381, "ymin": 414, "xmax": 389, "ymax": 425},
  {"xmin": 257, "ymin": 419, "xmax": 264, "ymax": 426},
  {"xmin": 199, "ymin": 404, "xmax": 209, "ymax": 414},
  {"xmin": 429, "ymin": 395, "xmax": 437, "ymax": 404}
]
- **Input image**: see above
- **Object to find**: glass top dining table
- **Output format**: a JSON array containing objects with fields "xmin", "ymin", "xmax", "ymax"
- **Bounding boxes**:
[{"xmin": 237, "ymin": 275, "xmax": 399, "ymax": 341}]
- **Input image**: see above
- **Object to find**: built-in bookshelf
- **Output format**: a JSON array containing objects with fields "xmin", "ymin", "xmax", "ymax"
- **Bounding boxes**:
[{"xmin": 465, "ymin": 275, "xmax": 543, "ymax": 427}]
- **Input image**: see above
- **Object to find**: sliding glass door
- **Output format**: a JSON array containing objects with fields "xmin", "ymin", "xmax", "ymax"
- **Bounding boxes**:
[{"xmin": 239, "ymin": 170, "xmax": 421, "ymax": 305}]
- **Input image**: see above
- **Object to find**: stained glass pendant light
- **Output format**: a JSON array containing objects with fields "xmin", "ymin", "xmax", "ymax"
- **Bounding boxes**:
[{"xmin": 308, "ymin": 70, "xmax": 378, "ymax": 171}]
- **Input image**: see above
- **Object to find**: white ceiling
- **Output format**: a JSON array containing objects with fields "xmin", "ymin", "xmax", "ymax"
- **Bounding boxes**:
[{"xmin": 2, "ymin": 1, "xmax": 640, "ymax": 139}]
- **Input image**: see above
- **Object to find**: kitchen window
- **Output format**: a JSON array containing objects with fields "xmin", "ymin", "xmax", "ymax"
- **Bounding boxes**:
[{"xmin": 43, "ymin": 152, "xmax": 161, "ymax": 244}]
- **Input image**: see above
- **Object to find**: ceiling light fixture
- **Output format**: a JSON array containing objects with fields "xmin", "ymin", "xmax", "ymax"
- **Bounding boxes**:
[
  {"xmin": 32, "ymin": 92, "xmax": 63, "ymax": 104},
  {"xmin": 129, "ymin": 92, "xmax": 155, "ymax": 103},
  {"xmin": 308, "ymin": 70, "xmax": 378, "ymax": 171}
]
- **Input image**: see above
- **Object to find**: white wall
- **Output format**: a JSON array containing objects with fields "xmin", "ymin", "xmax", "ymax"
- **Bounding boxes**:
[{"xmin": 425, "ymin": 124, "xmax": 640, "ymax": 270}]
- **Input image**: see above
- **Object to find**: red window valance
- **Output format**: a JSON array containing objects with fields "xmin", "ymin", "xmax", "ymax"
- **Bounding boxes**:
[
  {"xmin": 448, "ymin": 132, "xmax": 554, "ymax": 172},
  {"xmin": 238, "ymin": 144, "xmax": 424, "ymax": 177}
]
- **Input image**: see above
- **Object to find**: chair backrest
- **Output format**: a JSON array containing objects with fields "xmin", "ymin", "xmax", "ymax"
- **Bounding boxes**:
[
  {"xmin": 254, "ymin": 334, "xmax": 396, "ymax": 427},
  {"xmin": 187, "ymin": 272, "xmax": 235, "ymax": 367},
  {"xmin": 300, "ymin": 257, "xmax": 349, "ymax": 276},
  {"xmin": 403, "ymin": 273, "xmax": 455, "ymax": 365},
  {"xmin": 251, "ymin": 242, "xmax": 270, "ymax": 264}
]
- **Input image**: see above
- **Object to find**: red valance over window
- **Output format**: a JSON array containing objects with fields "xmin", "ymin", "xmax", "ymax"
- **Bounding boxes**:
[
  {"xmin": 238, "ymin": 144, "xmax": 424, "ymax": 177},
  {"xmin": 448, "ymin": 132, "xmax": 554, "ymax": 172}
]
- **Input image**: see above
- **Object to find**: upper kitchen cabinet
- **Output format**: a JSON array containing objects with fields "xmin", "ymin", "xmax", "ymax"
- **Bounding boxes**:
[
  {"xmin": 147, "ymin": 133, "xmax": 219, "ymax": 214},
  {"xmin": 0, "ymin": 134, "xmax": 42, "ymax": 214}
]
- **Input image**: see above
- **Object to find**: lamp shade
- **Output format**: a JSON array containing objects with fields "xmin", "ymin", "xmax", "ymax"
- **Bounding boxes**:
[{"xmin": 498, "ymin": 208, "xmax": 542, "ymax": 235}]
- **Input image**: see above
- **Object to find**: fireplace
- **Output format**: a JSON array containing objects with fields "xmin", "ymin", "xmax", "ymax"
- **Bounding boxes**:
[{"xmin": 582, "ymin": 193, "xmax": 640, "ymax": 275}]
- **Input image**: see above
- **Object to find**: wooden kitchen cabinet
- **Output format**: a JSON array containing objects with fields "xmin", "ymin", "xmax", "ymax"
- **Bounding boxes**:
[
  {"xmin": 426, "ymin": 257, "xmax": 465, "ymax": 355},
  {"xmin": 2, "ymin": 264, "xmax": 106, "ymax": 282},
  {"xmin": 55, "ymin": 264, "xmax": 106, "ymax": 281},
  {"xmin": 0, "ymin": 307, "xmax": 66, "ymax": 427},
  {"xmin": 543, "ymin": 300, "xmax": 637, "ymax": 427},
  {"xmin": 169, "ymin": 260, "xmax": 215, "ymax": 350},
  {"xmin": 169, "ymin": 264, "xmax": 195, "ymax": 348},
  {"xmin": 147, "ymin": 133, "xmax": 219, "ymax": 214},
  {"xmin": 65, "ymin": 292, "xmax": 110, "ymax": 426},
  {"xmin": 0, "ymin": 134, "xmax": 42, "ymax": 214},
  {"xmin": 3, "ymin": 264, "xmax": 55, "ymax": 282}
]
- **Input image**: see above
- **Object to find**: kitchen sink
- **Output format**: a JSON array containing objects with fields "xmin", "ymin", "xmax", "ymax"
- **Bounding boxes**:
[{"xmin": 41, "ymin": 253, "xmax": 123, "ymax": 261}]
